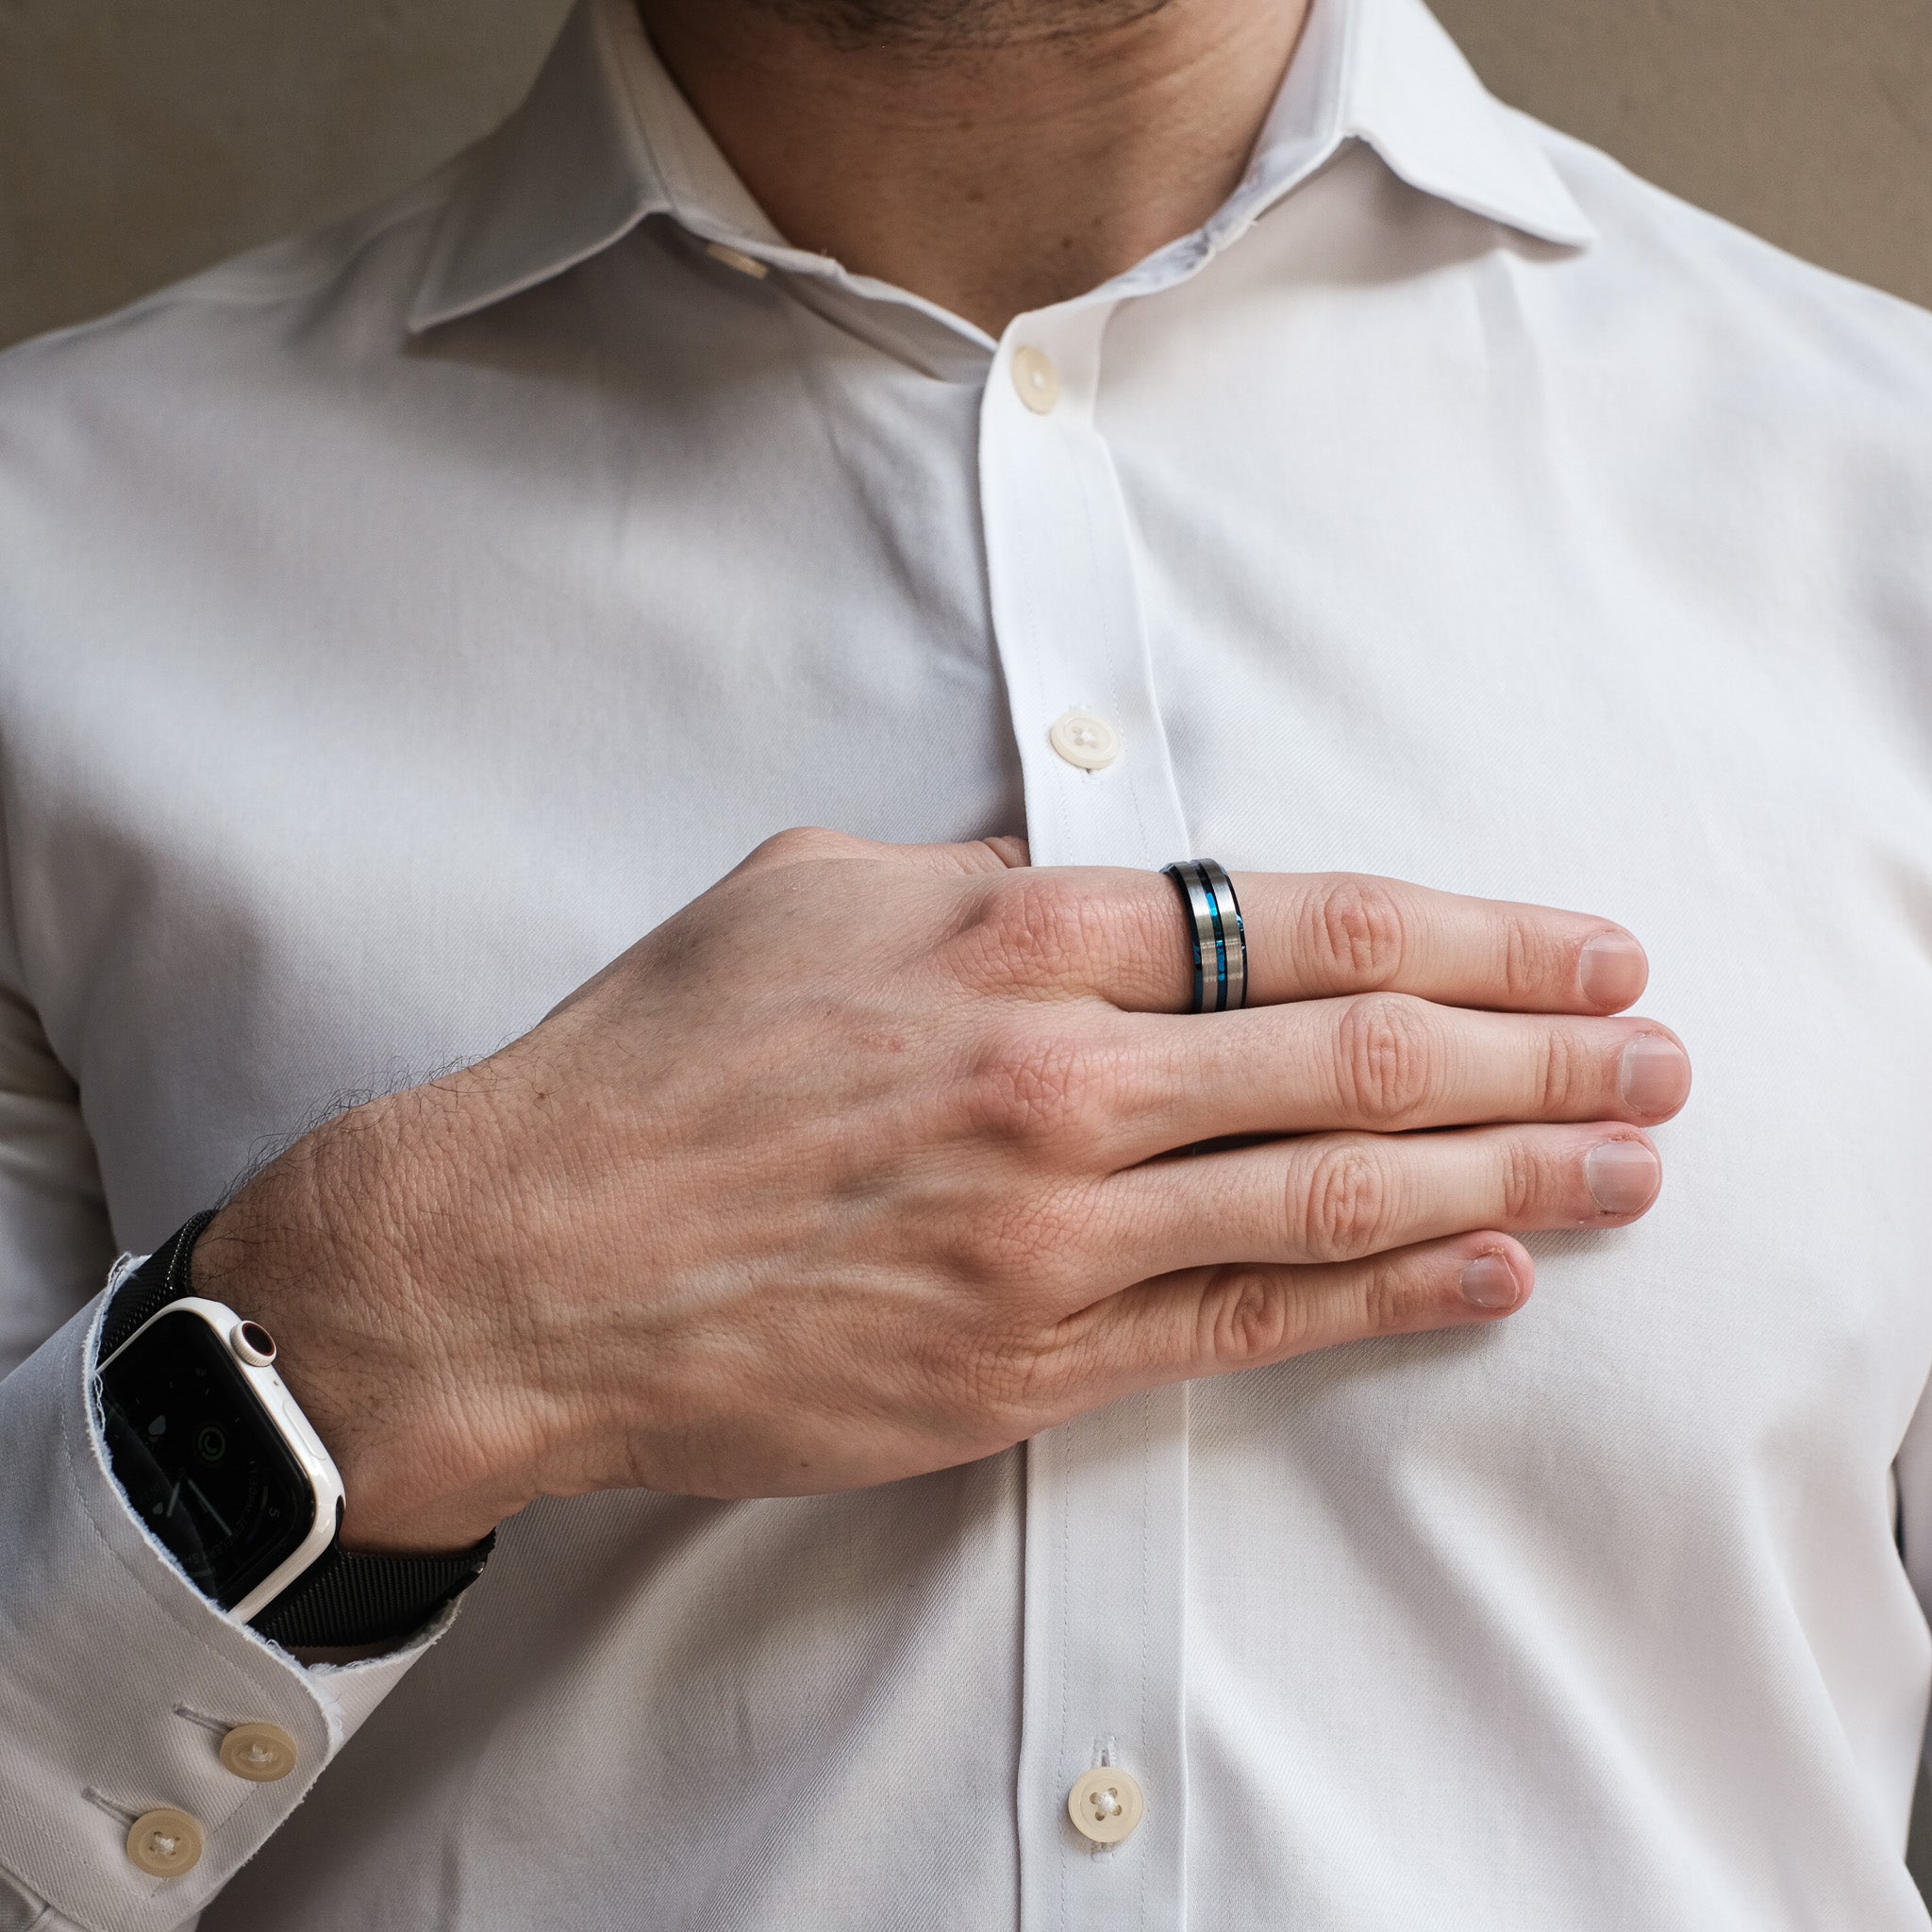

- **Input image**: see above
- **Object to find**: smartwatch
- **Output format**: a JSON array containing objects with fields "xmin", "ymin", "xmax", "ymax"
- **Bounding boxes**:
[{"xmin": 95, "ymin": 1212, "xmax": 493, "ymax": 1647}]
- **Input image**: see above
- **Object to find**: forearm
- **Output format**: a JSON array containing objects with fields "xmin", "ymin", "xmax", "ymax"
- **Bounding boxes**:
[{"xmin": 191, "ymin": 1081, "xmax": 538, "ymax": 1554}]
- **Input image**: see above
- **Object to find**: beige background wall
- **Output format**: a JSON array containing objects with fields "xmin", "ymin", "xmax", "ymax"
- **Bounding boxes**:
[{"xmin": 1, "ymin": 0, "xmax": 1928, "ymax": 353}]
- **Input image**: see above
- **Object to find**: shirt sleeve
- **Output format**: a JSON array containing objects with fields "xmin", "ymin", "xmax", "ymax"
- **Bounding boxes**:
[
  {"xmin": 0, "ymin": 1002, "xmax": 454, "ymax": 1931},
  {"xmin": 1894, "ymin": 1380, "xmax": 1932, "ymax": 1892}
]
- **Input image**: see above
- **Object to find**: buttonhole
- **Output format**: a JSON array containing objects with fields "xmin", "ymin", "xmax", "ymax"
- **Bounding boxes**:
[{"xmin": 83, "ymin": 1787, "xmax": 138, "ymax": 1827}]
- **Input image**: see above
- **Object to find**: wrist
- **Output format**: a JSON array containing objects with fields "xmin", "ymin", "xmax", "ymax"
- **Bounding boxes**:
[{"xmin": 191, "ymin": 1088, "xmax": 538, "ymax": 1554}]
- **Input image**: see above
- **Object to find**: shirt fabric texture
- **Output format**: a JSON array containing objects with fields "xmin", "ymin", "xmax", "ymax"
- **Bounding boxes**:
[{"xmin": 2, "ymin": 0, "xmax": 1931, "ymax": 1925}]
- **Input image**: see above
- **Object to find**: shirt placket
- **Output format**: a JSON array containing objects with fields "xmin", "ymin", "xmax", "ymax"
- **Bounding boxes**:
[{"xmin": 978, "ymin": 299, "xmax": 1191, "ymax": 1932}]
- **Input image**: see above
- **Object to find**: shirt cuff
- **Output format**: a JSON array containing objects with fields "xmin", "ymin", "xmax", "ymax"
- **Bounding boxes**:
[{"xmin": 0, "ymin": 1279, "xmax": 457, "ymax": 1932}]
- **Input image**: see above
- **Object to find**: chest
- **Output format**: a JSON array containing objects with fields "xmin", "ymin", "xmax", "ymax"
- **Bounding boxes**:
[{"xmin": 16, "ymin": 254, "xmax": 1932, "ymax": 1483}]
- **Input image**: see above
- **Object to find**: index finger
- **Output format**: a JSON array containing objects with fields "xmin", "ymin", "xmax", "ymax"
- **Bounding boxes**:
[{"xmin": 1114, "ymin": 870, "xmax": 1648, "ymax": 1016}]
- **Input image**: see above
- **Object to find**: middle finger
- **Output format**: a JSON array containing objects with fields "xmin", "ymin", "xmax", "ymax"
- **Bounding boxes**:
[{"xmin": 1094, "ymin": 993, "xmax": 1690, "ymax": 1165}]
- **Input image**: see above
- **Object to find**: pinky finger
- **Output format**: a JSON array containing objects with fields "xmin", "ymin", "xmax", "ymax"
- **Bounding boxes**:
[{"xmin": 1064, "ymin": 1233, "xmax": 1534, "ymax": 1396}]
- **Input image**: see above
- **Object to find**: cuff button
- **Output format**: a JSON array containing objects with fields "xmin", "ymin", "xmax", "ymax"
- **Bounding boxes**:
[
  {"xmin": 126, "ymin": 1807, "xmax": 204, "ymax": 1877},
  {"xmin": 220, "ymin": 1722, "xmax": 298, "ymax": 1782}
]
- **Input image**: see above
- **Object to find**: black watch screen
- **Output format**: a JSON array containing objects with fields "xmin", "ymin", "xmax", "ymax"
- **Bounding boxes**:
[{"xmin": 97, "ymin": 1309, "xmax": 316, "ymax": 1610}]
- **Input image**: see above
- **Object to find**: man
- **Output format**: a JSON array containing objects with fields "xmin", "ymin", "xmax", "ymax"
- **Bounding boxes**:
[{"xmin": 0, "ymin": 0, "xmax": 1927, "ymax": 1924}]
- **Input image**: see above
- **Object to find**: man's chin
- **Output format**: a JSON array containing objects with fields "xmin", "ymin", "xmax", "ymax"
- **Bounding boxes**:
[{"xmin": 731, "ymin": 0, "xmax": 1178, "ymax": 52}]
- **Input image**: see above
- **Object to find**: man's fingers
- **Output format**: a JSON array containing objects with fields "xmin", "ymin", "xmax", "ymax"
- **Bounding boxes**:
[
  {"xmin": 949, "ymin": 865, "xmax": 1647, "ymax": 1016},
  {"xmin": 1235, "ymin": 873, "xmax": 1648, "ymax": 1013},
  {"xmin": 1096, "ymin": 997, "xmax": 1690, "ymax": 1159},
  {"xmin": 1099, "ymin": 1124, "xmax": 1661, "ymax": 1279},
  {"xmin": 1056, "ymin": 1234, "xmax": 1533, "ymax": 1400},
  {"xmin": 736, "ymin": 848, "xmax": 1642, "ymax": 1024}
]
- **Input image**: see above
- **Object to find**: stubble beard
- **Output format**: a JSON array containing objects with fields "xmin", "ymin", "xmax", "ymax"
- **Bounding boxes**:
[{"xmin": 740, "ymin": 0, "xmax": 1177, "ymax": 50}]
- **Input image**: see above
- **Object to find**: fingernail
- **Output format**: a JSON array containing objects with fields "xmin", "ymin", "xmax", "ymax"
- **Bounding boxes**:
[
  {"xmin": 1618, "ymin": 1037, "xmax": 1691, "ymax": 1116},
  {"xmin": 1577, "ymin": 933, "xmax": 1647, "ymax": 1009},
  {"xmin": 1585, "ymin": 1140, "xmax": 1661, "ymax": 1214},
  {"xmin": 1460, "ymin": 1253, "xmax": 1523, "ymax": 1309}
]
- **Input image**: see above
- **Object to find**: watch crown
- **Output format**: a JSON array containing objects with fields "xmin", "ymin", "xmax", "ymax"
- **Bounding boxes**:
[{"xmin": 229, "ymin": 1320, "xmax": 277, "ymax": 1367}]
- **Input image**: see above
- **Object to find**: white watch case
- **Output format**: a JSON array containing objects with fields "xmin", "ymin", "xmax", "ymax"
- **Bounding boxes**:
[{"xmin": 98, "ymin": 1294, "xmax": 346, "ymax": 1623}]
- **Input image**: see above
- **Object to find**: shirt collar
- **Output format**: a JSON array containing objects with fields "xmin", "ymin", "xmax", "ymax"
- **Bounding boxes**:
[{"xmin": 408, "ymin": 0, "xmax": 1595, "ymax": 336}]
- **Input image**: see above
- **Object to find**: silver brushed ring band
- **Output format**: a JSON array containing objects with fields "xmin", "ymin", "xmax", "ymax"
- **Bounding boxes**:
[{"xmin": 1160, "ymin": 858, "xmax": 1247, "ymax": 1014}]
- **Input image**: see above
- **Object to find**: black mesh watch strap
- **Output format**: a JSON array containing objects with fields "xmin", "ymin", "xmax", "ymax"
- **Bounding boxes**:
[
  {"xmin": 252, "ymin": 1519, "xmax": 494, "ymax": 1647},
  {"xmin": 100, "ymin": 1213, "xmax": 494, "ymax": 1646},
  {"xmin": 98, "ymin": 1209, "xmax": 222, "ymax": 1357}
]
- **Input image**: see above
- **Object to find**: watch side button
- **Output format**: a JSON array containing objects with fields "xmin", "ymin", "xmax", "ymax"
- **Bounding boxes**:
[{"xmin": 276, "ymin": 1397, "xmax": 326, "ymax": 1462}]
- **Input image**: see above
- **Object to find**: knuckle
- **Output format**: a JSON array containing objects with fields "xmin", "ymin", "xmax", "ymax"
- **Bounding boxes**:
[
  {"xmin": 974, "ymin": 834, "xmax": 1032, "ymax": 872},
  {"xmin": 941, "ymin": 1231, "xmax": 1114, "ymax": 1432},
  {"xmin": 952, "ymin": 1201, "xmax": 1055, "ymax": 1292},
  {"xmin": 1199, "ymin": 1267, "xmax": 1296, "ymax": 1367},
  {"xmin": 740, "ymin": 824, "xmax": 857, "ymax": 873},
  {"xmin": 952, "ymin": 1189, "xmax": 1097, "ymax": 1301},
  {"xmin": 960, "ymin": 1029, "xmax": 1101, "ymax": 1152},
  {"xmin": 983, "ymin": 1320, "xmax": 1093, "ymax": 1424},
  {"xmin": 1308, "ymin": 875, "xmax": 1409, "ymax": 990},
  {"xmin": 1293, "ymin": 1138, "xmax": 1394, "ymax": 1260},
  {"xmin": 972, "ymin": 874, "xmax": 1108, "ymax": 991},
  {"xmin": 1355, "ymin": 1255, "xmax": 1420, "ymax": 1337},
  {"xmin": 1533, "ymin": 1024, "xmax": 1590, "ymax": 1117},
  {"xmin": 1499, "ymin": 910, "xmax": 1555, "ymax": 1008},
  {"xmin": 1332, "ymin": 992, "xmax": 1437, "ymax": 1125},
  {"xmin": 958, "ymin": 1326, "xmax": 1059, "ymax": 1430},
  {"xmin": 1495, "ymin": 1136, "xmax": 1545, "ymax": 1223}
]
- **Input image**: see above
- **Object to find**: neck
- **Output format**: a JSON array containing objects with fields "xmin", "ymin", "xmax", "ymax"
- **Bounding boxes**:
[{"xmin": 636, "ymin": 0, "xmax": 1312, "ymax": 336}]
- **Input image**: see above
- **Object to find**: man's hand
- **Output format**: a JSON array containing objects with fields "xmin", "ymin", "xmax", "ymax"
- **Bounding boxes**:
[{"xmin": 193, "ymin": 831, "xmax": 1689, "ymax": 1552}]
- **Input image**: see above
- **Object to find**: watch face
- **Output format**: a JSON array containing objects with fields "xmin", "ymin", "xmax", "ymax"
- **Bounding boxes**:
[{"xmin": 98, "ymin": 1310, "xmax": 316, "ymax": 1610}]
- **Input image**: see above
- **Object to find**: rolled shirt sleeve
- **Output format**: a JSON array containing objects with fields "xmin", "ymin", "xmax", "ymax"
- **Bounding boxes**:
[{"xmin": 0, "ymin": 1281, "xmax": 451, "ymax": 1932}]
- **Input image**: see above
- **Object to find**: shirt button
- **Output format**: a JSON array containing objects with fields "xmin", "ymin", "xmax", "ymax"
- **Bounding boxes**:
[
  {"xmin": 126, "ymin": 1807, "xmax": 204, "ymax": 1878},
  {"xmin": 220, "ymin": 1721, "xmax": 299, "ymax": 1782},
  {"xmin": 1011, "ymin": 345, "xmax": 1060, "ymax": 414},
  {"xmin": 1068, "ymin": 1766, "xmax": 1144, "ymax": 1845},
  {"xmin": 1048, "ymin": 709, "xmax": 1121, "ymax": 771}
]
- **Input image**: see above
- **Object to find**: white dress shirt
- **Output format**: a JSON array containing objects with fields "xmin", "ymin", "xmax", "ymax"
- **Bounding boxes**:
[{"xmin": 3, "ymin": 0, "xmax": 1932, "ymax": 1925}]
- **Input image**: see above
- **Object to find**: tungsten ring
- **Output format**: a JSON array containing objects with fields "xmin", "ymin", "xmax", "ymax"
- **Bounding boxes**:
[{"xmin": 1160, "ymin": 858, "xmax": 1247, "ymax": 1013}]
